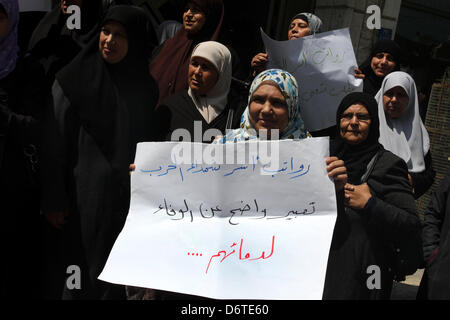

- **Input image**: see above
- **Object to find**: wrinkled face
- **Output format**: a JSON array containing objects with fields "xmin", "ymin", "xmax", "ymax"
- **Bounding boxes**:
[
  {"xmin": 183, "ymin": 2, "xmax": 206, "ymax": 35},
  {"xmin": 249, "ymin": 83, "xmax": 289, "ymax": 139},
  {"xmin": 383, "ymin": 86, "xmax": 409, "ymax": 119},
  {"xmin": 188, "ymin": 56, "xmax": 219, "ymax": 96},
  {"xmin": 339, "ymin": 104, "xmax": 372, "ymax": 145},
  {"xmin": 99, "ymin": 21, "xmax": 129, "ymax": 64},
  {"xmin": 371, "ymin": 52, "xmax": 396, "ymax": 77},
  {"xmin": 60, "ymin": 0, "xmax": 83, "ymax": 15},
  {"xmin": 0, "ymin": 11, "xmax": 8, "ymax": 38},
  {"xmin": 288, "ymin": 18, "xmax": 310, "ymax": 40}
]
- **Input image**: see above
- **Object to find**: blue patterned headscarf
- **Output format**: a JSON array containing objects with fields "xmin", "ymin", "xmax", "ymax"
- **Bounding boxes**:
[
  {"xmin": 218, "ymin": 69, "xmax": 306, "ymax": 143},
  {"xmin": 0, "ymin": 0, "xmax": 19, "ymax": 80}
]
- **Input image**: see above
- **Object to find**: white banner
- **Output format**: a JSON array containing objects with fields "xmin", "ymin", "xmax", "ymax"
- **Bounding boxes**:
[
  {"xmin": 99, "ymin": 138, "xmax": 337, "ymax": 300},
  {"xmin": 261, "ymin": 28, "xmax": 363, "ymax": 132}
]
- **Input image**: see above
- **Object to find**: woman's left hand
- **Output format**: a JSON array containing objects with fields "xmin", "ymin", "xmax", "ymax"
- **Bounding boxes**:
[
  {"xmin": 326, "ymin": 157, "xmax": 347, "ymax": 192},
  {"xmin": 354, "ymin": 68, "xmax": 365, "ymax": 79},
  {"xmin": 344, "ymin": 183, "xmax": 372, "ymax": 209}
]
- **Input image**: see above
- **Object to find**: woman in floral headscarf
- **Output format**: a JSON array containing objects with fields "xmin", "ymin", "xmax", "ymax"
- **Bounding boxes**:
[
  {"xmin": 220, "ymin": 69, "xmax": 306, "ymax": 143},
  {"xmin": 217, "ymin": 68, "xmax": 346, "ymax": 191},
  {"xmin": 218, "ymin": 69, "xmax": 306, "ymax": 142}
]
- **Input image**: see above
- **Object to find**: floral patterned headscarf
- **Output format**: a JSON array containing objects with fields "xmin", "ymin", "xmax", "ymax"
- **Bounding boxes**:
[{"xmin": 218, "ymin": 69, "xmax": 306, "ymax": 143}]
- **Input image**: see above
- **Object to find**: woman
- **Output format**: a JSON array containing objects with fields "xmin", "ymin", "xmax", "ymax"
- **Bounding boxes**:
[
  {"xmin": 355, "ymin": 40, "xmax": 401, "ymax": 96},
  {"xmin": 150, "ymin": 0, "xmax": 224, "ymax": 105},
  {"xmin": 220, "ymin": 69, "xmax": 307, "ymax": 142},
  {"xmin": 156, "ymin": 41, "xmax": 246, "ymax": 142},
  {"xmin": 41, "ymin": 5, "xmax": 159, "ymax": 300},
  {"xmin": 250, "ymin": 12, "xmax": 337, "ymax": 138},
  {"xmin": 250, "ymin": 12, "xmax": 322, "ymax": 77},
  {"xmin": 0, "ymin": 0, "xmax": 47, "ymax": 298},
  {"xmin": 323, "ymin": 92, "xmax": 422, "ymax": 299},
  {"xmin": 217, "ymin": 69, "xmax": 346, "ymax": 190},
  {"xmin": 376, "ymin": 71, "xmax": 434, "ymax": 198},
  {"xmin": 142, "ymin": 69, "xmax": 346, "ymax": 300}
]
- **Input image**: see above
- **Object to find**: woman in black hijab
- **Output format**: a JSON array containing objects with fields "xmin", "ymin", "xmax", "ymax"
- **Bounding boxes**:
[
  {"xmin": 41, "ymin": 5, "xmax": 159, "ymax": 300},
  {"xmin": 355, "ymin": 40, "xmax": 401, "ymax": 96},
  {"xmin": 323, "ymin": 92, "xmax": 422, "ymax": 300}
]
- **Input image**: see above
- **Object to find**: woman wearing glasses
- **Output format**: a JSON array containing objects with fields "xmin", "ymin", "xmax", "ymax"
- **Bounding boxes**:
[{"xmin": 323, "ymin": 92, "xmax": 422, "ymax": 299}]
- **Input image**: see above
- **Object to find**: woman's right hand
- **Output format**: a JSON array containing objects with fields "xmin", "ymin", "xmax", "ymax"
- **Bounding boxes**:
[
  {"xmin": 130, "ymin": 163, "xmax": 136, "ymax": 176},
  {"xmin": 251, "ymin": 53, "xmax": 268, "ymax": 77}
]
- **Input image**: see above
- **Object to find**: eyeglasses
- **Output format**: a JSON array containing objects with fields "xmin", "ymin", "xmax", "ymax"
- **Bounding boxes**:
[{"xmin": 340, "ymin": 113, "xmax": 371, "ymax": 122}]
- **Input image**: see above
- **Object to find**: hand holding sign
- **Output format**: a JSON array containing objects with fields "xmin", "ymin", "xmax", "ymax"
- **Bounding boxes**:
[
  {"xmin": 100, "ymin": 139, "xmax": 337, "ymax": 300},
  {"xmin": 261, "ymin": 28, "xmax": 363, "ymax": 132}
]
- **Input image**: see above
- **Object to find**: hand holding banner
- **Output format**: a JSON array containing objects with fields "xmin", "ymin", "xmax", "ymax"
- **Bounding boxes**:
[
  {"xmin": 261, "ymin": 28, "xmax": 363, "ymax": 132},
  {"xmin": 99, "ymin": 138, "xmax": 337, "ymax": 300}
]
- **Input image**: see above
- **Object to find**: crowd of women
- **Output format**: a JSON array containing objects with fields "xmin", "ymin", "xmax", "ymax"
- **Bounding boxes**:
[{"xmin": 1, "ymin": 0, "xmax": 448, "ymax": 300}]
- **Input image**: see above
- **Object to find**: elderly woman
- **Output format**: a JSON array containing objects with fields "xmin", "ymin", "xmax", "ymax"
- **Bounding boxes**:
[
  {"xmin": 155, "ymin": 41, "xmax": 246, "ymax": 142},
  {"xmin": 150, "ymin": 0, "xmax": 224, "ymax": 105},
  {"xmin": 376, "ymin": 71, "xmax": 434, "ymax": 198},
  {"xmin": 354, "ymin": 40, "xmax": 401, "ymax": 96},
  {"xmin": 323, "ymin": 92, "xmax": 422, "ymax": 299},
  {"xmin": 250, "ymin": 12, "xmax": 322, "ymax": 77},
  {"xmin": 41, "ymin": 5, "xmax": 159, "ymax": 300},
  {"xmin": 136, "ymin": 69, "xmax": 346, "ymax": 300}
]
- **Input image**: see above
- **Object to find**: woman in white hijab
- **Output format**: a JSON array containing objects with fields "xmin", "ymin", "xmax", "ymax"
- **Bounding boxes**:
[
  {"xmin": 376, "ymin": 71, "xmax": 435, "ymax": 198},
  {"xmin": 155, "ymin": 40, "xmax": 246, "ymax": 142}
]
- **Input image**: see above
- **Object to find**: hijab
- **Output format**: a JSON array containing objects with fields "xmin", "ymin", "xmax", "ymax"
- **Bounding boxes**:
[
  {"xmin": 376, "ymin": 71, "xmax": 430, "ymax": 173},
  {"xmin": 359, "ymin": 40, "xmax": 401, "ymax": 96},
  {"xmin": 218, "ymin": 69, "xmax": 306, "ymax": 143},
  {"xmin": 150, "ymin": 0, "xmax": 224, "ymax": 105},
  {"xmin": 188, "ymin": 41, "xmax": 231, "ymax": 124},
  {"xmin": 331, "ymin": 92, "xmax": 383, "ymax": 185},
  {"xmin": 0, "ymin": 0, "xmax": 19, "ymax": 80},
  {"xmin": 56, "ymin": 5, "xmax": 158, "ymax": 167},
  {"xmin": 289, "ymin": 12, "xmax": 322, "ymax": 35}
]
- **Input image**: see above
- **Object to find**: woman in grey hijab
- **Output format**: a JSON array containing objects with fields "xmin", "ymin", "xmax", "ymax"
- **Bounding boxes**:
[{"xmin": 251, "ymin": 12, "xmax": 322, "ymax": 77}]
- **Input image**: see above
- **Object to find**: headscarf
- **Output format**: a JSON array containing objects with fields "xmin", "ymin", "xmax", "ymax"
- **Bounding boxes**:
[
  {"xmin": 376, "ymin": 71, "xmax": 430, "ymax": 173},
  {"xmin": 330, "ymin": 92, "xmax": 383, "ymax": 185},
  {"xmin": 188, "ymin": 41, "xmax": 231, "ymax": 124},
  {"xmin": 218, "ymin": 69, "xmax": 306, "ymax": 142},
  {"xmin": 289, "ymin": 12, "xmax": 322, "ymax": 35},
  {"xmin": 56, "ymin": 5, "xmax": 158, "ymax": 168},
  {"xmin": 0, "ymin": 0, "xmax": 19, "ymax": 80},
  {"xmin": 150, "ymin": 0, "xmax": 224, "ymax": 105},
  {"xmin": 359, "ymin": 40, "xmax": 401, "ymax": 96}
]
